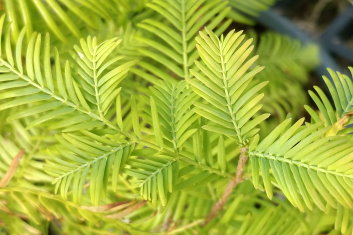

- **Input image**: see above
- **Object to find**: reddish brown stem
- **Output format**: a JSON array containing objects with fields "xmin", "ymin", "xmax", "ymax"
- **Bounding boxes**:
[
  {"xmin": 0, "ymin": 149, "xmax": 25, "ymax": 187},
  {"xmin": 106, "ymin": 201, "xmax": 146, "ymax": 219},
  {"xmin": 82, "ymin": 200, "xmax": 136, "ymax": 212},
  {"xmin": 204, "ymin": 147, "xmax": 248, "ymax": 225}
]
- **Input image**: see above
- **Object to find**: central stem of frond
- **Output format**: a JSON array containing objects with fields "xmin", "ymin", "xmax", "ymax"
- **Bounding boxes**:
[{"xmin": 204, "ymin": 146, "xmax": 248, "ymax": 225}]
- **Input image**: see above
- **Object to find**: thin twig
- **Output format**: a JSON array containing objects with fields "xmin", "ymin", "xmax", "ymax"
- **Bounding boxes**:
[
  {"xmin": 82, "ymin": 200, "xmax": 136, "ymax": 212},
  {"xmin": 0, "ymin": 149, "xmax": 25, "ymax": 187},
  {"xmin": 299, "ymin": 0, "xmax": 330, "ymax": 32},
  {"xmin": 308, "ymin": 0, "xmax": 330, "ymax": 24},
  {"xmin": 204, "ymin": 147, "xmax": 248, "ymax": 225},
  {"xmin": 168, "ymin": 219, "xmax": 204, "ymax": 234},
  {"xmin": 106, "ymin": 201, "xmax": 146, "ymax": 219}
]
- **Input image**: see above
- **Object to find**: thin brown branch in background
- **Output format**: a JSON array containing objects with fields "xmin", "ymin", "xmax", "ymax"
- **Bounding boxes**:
[
  {"xmin": 309, "ymin": 0, "xmax": 330, "ymax": 24},
  {"xmin": 169, "ymin": 219, "xmax": 204, "ymax": 234},
  {"xmin": 82, "ymin": 201, "xmax": 136, "ymax": 212},
  {"xmin": 0, "ymin": 149, "xmax": 25, "ymax": 187},
  {"xmin": 107, "ymin": 201, "xmax": 146, "ymax": 219},
  {"xmin": 204, "ymin": 147, "xmax": 248, "ymax": 225}
]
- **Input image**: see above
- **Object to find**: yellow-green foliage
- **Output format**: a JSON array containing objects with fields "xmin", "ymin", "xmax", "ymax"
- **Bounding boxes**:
[{"xmin": 2, "ymin": 1, "xmax": 353, "ymax": 235}]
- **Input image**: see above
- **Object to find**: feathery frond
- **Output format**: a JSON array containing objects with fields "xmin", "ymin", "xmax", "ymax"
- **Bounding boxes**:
[
  {"xmin": 133, "ymin": 0, "xmax": 232, "ymax": 83},
  {"xmin": 3, "ymin": 0, "xmax": 118, "ymax": 42},
  {"xmin": 229, "ymin": 0, "xmax": 277, "ymax": 25},
  {"xmin": 72, "ymin": 36, "xmax": 136, "ymax": 118},
  {"xmin": 256, "ymin": 32, "xmax": 319, "ymax": 84},
  {"xmin": 249, "ymin": 118, "xmax": 353, "ymax": 211},
  {"xmin": 127, "ymin": 154, "xmax": 178, "ymax": 206},
  {"xmin": 0, "ymin": 17, "xmax": 131, "ymax": 132},
  {"xmin": 305, "ymin": 67, "xmax": 353, "ymax": 134},
  {"xmin": 149, "ymin": 80, "xmax": 198, "ymax": 151},
  {"xmin": 335, "ymin": 205, "xmax": 353, "ymax": 235},
  {"xmin": 234, "ymin": 202, "xmax": 309, "ymax": 235},
  {"xmin": 188, "ymin": 29, "xmax": 269, "ymax": 145},
  {"xmin": 46, "ymin": 132, "xmax": 135, "ymax": 204},
  {"xmin": 254, "ymin": 33, "xmax": 318, "ymax": 124}
]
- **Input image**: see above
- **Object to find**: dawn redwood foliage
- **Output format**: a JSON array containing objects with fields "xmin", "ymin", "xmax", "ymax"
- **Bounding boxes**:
[{"xmin": 0, "ymin": 0, "xmax": 352, "ymax": 234}]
